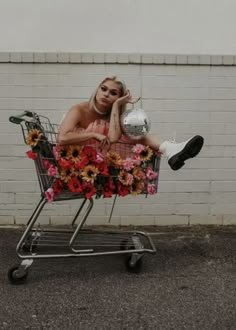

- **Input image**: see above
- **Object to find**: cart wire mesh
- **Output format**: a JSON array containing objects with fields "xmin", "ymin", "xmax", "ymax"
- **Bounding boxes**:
[{"xmin": 12, "ymin": 111, "xmax": 161, "ymax": 202}]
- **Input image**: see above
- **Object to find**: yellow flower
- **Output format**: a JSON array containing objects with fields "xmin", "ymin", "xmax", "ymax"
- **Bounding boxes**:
[
  {"xmin": 68, "ymin": 145, "xmax": 81, "ymax": 163},
  {"xmin": 60, "ymin": 168, "xmax": 74, "ymax": 183},
  {"xmin": 81, "ymin": 165, "xmax": 99, "ymax": 183},
  {"xmin": 106, "ymin": 151, "xmax": 122, "ymax": 167},
  {"xmin": 26, "ymin": 129, "xmax": 43, "ymax": 146},
  {"xmin": 138, "ymin": 146, "xmax": 153, "ymax": 161}
]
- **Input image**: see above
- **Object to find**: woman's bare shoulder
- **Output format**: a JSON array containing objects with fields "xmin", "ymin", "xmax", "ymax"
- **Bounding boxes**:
[{"xmin": 69, "ymin": 101, "xmax": 89, "ymax": 113}]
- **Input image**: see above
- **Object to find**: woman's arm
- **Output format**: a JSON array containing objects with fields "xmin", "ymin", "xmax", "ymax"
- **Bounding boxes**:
[
  {"xmin": 57, "ymin": 105, "xmax": 105, "ymax": 145},
  {"xmin": 108, "ymin": 91, "xmax": 140, "ymax": 143},
  {"xmin": 107, "ymin": 101, "xmax": 122, "ymax": 143}
]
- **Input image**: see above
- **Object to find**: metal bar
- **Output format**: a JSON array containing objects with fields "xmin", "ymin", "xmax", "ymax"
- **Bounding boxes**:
[
  {"xmin": 69, "ymin": 198, "xmax": 94, "ymax": 251},
  {"xmin": 17, "ymin": 197, "xmax": 47, "ymax": 258},
  {"xmin": 71, "ymin": 198, "xmax": 87, "ymax": 226},
  {"xmin": 18, "ymin": 247, "xmax": 155, "ymax": 259}
]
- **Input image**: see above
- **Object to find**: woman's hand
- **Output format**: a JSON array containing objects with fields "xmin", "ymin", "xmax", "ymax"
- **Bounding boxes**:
[
  {"xmin": 94, "ymin": 133, "xmax": 107, "ymax": 142},
  {"xmin": 114, "ymin": 90, "xmax": 140, "ymax": 107},
  {"xmin": 99, "ymin": 136, "xmax": 111, "ymax": 150}
]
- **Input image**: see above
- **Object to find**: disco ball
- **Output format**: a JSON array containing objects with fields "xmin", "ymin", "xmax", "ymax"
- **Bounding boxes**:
[{"xmin": 120, "ymin": 108, "xmax": 151, "ymax": 139}]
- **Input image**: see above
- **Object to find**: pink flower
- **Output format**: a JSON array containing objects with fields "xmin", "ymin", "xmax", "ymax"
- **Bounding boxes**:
[
  {"xmin": 48, "ymin": 165, "xmax": 58, "ymax": 177},
  {"xmin": 146, "ymin": 167, "xmax": 158, "ymax": 180},
  {"xmin": 45, "ymin": 188, "xmax": 54, "ymax": 203},
  {"xmin": 132, "ymin": 158, "xmax": 141, "ymax": 166},
  {"xmin": 147, "ymin": 183, "xmax": 157, "ymax": 195},
  {"xmin": 53, "ymin": 145, "xmax": 58, "ymax": 158},
  {"xmin": 95, "ymin": 152, "xmax": 104, "ymax": 164},
  {"xmin": 132, "ymin": 144, "xmax": 145, "ymax": 154},
  {"xmin": 155, "ymin": 150, "xmax": 162, "ymax": 157},
  {"xmin": 26, "ymin": 150, "xmax": 38, "ymax": 160},
  {"xmin": 122, "ymin": 158, "xmax": 135, "ymax": 171},
  {"xmin": 43, "ymin": 159, "xmax": 50, "ymax": 169}
]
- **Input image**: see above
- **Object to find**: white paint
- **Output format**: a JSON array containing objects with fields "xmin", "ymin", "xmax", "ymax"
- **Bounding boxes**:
[
  {"xmin": 1, "ymin": 62, "xmax": 236, "ymax": 225},
  {"xmin": 0, "ymin": 0, "xmax": 236, "ymax": 54}
]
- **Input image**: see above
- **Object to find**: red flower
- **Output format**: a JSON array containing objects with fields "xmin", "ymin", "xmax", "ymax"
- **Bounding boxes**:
[
  {"xmin": 42, "ymin": 158, "xmax": 50, "ymax": 169},
  {"xmin": 53, "ymin": 178, "xmax": 63, "ymax": 195},
  {"xmin": 96, "ymin": 162, "xmax": 109, "ymax": 176},
  {"xmin": 102, "ymin": 178, "xmax": 115, "ymax": 198},
  {"xmin": 67, "ymin": 177, "xmax": 82, "ymax": 193},
  {"xmin": 81, "ymin": 146, "xmax": 97, "ymax": 162},
  {"xmin": 26, "ymin": 150, "xmax": 38, "ymax": 160},
  {"xmin": 57, "ymin": 158, "xmax": 72, "ymax": 169},
  {"xmin": 74, "ymin": 156, "xmax": 89, "ymax": 169},
  {"xmin": 82, "ymin": 182, "xmax": 96, "ymax": 199},
  {"xmin": 117, "ymin": 182, "xmax": 130, "ymax": 197}
]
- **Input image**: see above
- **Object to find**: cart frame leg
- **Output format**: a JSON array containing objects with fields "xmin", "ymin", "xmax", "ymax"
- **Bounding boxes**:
[{"xmin": 16, "ymin": 196, "xmax": 47, "ymax": 257}]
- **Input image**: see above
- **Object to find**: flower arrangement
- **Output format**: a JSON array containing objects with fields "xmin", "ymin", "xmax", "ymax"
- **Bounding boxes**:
[{"xmin": 26, "ymin": 128, "xmax": 161, "ymax": 202}]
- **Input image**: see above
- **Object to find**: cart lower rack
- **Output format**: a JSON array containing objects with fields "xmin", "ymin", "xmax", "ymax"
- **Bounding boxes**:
[{"xmin": 8, "ymin": 111, "xmax": 161, "ymax": 284}]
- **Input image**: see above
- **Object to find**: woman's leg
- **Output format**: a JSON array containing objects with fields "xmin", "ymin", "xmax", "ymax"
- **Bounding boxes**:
[{"xmin": 138, "ymin": 133, "xmax": 204, "ymax": 171}]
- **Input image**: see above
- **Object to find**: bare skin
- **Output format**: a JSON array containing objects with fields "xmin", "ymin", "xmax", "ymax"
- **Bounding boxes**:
[{"xmin": 58, "ymin": 80, "xmax": 161, "ymax": 150}]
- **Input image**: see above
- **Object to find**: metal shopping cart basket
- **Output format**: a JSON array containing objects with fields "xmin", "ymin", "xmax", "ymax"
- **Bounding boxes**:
[{"xmin": 8, "ymin": 111, "xmax": 161, "ymax": 284}]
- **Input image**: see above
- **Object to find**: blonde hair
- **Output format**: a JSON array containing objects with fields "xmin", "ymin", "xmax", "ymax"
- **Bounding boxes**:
[{"xmin": 89, "ymin": 76, "xmax": 127, "ymax": 115}]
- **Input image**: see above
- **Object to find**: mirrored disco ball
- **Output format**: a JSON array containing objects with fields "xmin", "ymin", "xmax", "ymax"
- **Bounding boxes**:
[{"xmin": 120, "ymin": 108, "xmax": 151, "ymax": 139}]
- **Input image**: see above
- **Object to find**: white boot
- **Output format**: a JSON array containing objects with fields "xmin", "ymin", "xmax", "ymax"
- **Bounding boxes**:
[{"xmin": 159, "ymin": 135, "xmax": 204, "ymax": 170}]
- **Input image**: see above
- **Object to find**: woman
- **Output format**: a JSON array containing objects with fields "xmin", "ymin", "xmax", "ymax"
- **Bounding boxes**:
[{"xmin": 58, "ymin": 76, "xmax": 204, "ymax": 170}]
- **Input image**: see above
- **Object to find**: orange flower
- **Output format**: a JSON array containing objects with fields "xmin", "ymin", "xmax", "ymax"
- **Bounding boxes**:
[
  {"xmin": 118, "ymin": 170, "xmax": 134, "ymax": 186},
  {"xmin": 137, "ymin": 146, "xmax": 153, "ymax": 161},
  {"xmin": 132, "ymin": 167, "xmax": 145, "ymax": 180},
  {"xmin": 131, "ymin": 180, "xmax": 144, "ymax": 196},
  {"xmin": 81, "ymin": 165, "xmax": 99, "ymax": 183},
  {"xmin": 26, "ymin": 129, "xmax": 43, "ymax": 146},
  {"xmin": 106, "ymin": 151, "xmax": 122, "ymax": 167}
]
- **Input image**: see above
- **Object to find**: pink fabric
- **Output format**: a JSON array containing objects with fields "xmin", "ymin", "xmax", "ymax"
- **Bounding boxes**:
[
  {"xmin": 85, "ymin": 119, "xmax": 109, "ymax": 136},
  {"xmin": 78, "ymin": 119, "xmax": 129, "ymax": 144},
  {"xmin": 78, "ymin": 119, "xmax": 133, "ymax": 157}
]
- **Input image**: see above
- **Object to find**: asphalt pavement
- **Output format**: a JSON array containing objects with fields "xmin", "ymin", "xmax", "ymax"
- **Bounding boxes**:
[{"xmin": 0, "ymin": 225, "xmax": 235, "ymax": 330}]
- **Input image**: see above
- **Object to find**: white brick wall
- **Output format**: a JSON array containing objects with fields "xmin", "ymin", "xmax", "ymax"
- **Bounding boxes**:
[{"xmin": 1, "ymin": 53, "xmax": 236, "ymax": 226}]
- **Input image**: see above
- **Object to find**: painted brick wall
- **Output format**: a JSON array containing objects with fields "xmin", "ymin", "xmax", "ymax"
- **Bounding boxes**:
[{"xmin": 1, "ymin": 53, "xmax": 236, "ymax": 226}]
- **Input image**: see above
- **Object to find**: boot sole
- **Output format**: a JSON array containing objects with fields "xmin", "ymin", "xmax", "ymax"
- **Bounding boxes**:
[{"xmin": 168, "ymin": 135, "xmax": 204, "ymax": 171}]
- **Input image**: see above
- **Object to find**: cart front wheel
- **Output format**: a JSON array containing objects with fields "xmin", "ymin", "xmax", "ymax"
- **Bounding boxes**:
[
  {"xmin": 8, "ymin": 266, "xmax": 28, "ymax": 285},
  {"xmin": 125, "ymin": 255, "xmax": 143, "ymax": 273}
]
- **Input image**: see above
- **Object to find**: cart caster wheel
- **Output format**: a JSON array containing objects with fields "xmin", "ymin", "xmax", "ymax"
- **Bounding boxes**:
[
  {"xmin": 8, "ymin": 266, "xmax": 29, "ymax": 285},
  {"xmin": 120, "ymin": 239, "xmax": 135, "ymax": 252},
  {"xmin": 125, "ymin": 256, "xmax": 143, "ymax": 273}
]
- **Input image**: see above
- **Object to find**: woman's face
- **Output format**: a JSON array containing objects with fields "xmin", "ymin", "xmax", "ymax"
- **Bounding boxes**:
[{"xmin": 95, "ymin": 80, "xmax": 121, "ymax": 111}]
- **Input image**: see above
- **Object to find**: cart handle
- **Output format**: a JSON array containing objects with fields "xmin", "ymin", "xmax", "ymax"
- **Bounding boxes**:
[{"xmin": 9, "ymin": 111, "xmax": 34, "ymax": 124}]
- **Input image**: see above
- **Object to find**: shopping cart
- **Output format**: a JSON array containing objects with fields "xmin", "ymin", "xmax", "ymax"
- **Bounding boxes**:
[{"xmin": 8, "ymin": 111, "xmax": 161, "ymax": 284}]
